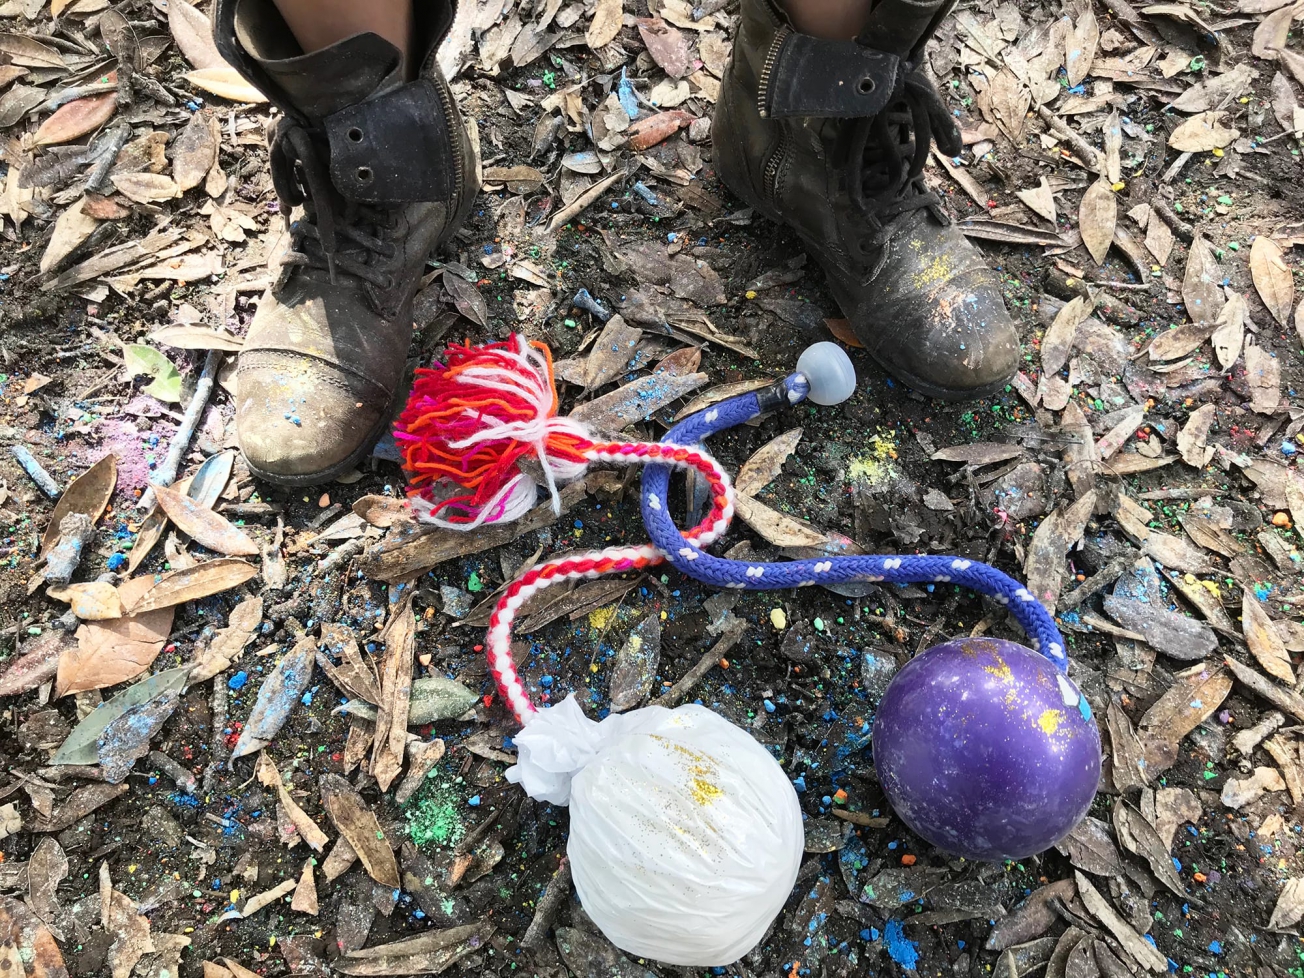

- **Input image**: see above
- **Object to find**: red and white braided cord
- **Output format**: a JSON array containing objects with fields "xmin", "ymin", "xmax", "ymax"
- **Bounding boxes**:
[{"xmin": 487, "ymin": 441, "xmax": 734, "ymax": 724}]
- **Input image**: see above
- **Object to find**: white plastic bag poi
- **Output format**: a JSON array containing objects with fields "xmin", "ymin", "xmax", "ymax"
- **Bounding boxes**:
[{"xmin": 507, "ymin": 694, "xmax": 804, "ymax": 966}]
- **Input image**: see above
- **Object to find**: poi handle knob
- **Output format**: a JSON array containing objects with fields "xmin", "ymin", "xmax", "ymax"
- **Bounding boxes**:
[{"xmin": 796, "ymin": 342, "xmax": 856, "ymax": 406}]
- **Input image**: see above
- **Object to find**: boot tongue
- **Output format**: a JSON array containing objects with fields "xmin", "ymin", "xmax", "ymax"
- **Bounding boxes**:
[
  {"xmin": 233, "ymin": 0, "xmax": 403, "ymax": 119},
  {"xmin": 857, "ymin": 0, "xmax": 948, "ymax": 58}
]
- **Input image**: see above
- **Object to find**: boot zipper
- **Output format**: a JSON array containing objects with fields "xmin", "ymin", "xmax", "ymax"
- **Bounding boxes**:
[
  {"xmin": 422, "ymin": 46, "xmax": 467, "ymax": 206},
  {"xmin": 761, "ymin": 128, "xmax": 790, "ymax": 202},
  {"xmin": 756, "ymin": 25, "xmax": 791, "ymax": 119}
]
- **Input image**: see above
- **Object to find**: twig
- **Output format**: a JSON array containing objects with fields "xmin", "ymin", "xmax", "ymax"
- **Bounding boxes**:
[
  {"xmin": 1161, "ymin": 151, "xmax": 1192, "ymax": 184},
  {"xmin": 84, "ymin": 123, "xmax": 131, "ymax": 195},
  {"xmin": 546, "ymin": 170, "xmax": 626, "ymax": 233},
  {"xmin": 1036, "ymin": 105, "xmax": 1102, "ymax": 174},
  {"xmin": 138, "ymin": 350, "xmax": 223, "ymax": 510},
  {"xmin": 201, "ymin": 680, "xmax": 229, "ymax": 794},
  {"xmin": 218, "ymin": 502, "xmax": 285, "ymax": 516},
  {"xmin": 317, "ymin": 537, "xmax": 365, "ymax": 576},
  {"xmin": 655, "ymin": 618, "xmax": 746, "ymax": 708},
  {"xmin": 10, "ymin": 446, "xmax": 61, "ymax": 498},
  {"xmin": 147, "ymin": 750, "xmax": 198, "ymax": 795},
  {"xmin": 522, "ymin": 857, "xmax": 572, "ymax": 948},
  {"xmin": 1058, "ymin": 554, "xmax": 1132, "ymax": 612},
  {"xmin": 1151, "ymin": 199, "xmax": 1195, "ymax": 243}
]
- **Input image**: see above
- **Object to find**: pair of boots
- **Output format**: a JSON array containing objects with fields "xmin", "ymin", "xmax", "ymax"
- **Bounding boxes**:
[{"xmin": 215, "ymin": 0, "xmax": 1019, "ymax": 486}]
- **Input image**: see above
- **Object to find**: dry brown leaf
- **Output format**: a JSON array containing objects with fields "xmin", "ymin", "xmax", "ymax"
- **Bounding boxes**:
[
  {"xmin": 586, "ymin": 0, "xmax": 623, "ymax": 48},
  {"xmin": 32, "ymin": 92, "xmax": 116, "ymax": 147},
  {"xmin": 154, "ymin": 485, "xmax": 258, "ymax": 555},
  {"xmin": 148, "ymin": 325, "xmax": 243, "ymax": 351},
  {"xmin": 581, "ymin": 315, "xmax": 643, "ymax": 389},
  {"xmin": 1183, "ymin": 234, "xmax": 1225, "ymax": 326},
  {"xmin": 172, "ymin": 110, "xmax": 217, "ymax": 193},
  {"xmin": 371, "ymin": 595, "xmax": 415, "ymax": 792},
  {"xmin": 1042, "ymin": 295, "xmax": 1091, "ymax": 375},
  {"xmin": 183, "ymin": 68, "xmax": 268, "ymax": 103},
  {"xmin": 57, "ymin": 577, "xmax": 175, "ymax": 697},
  {"xmin": 990, "ymin": 67, "xmax": 1031, "ymax": 139},
  {"xmin": 733, "ymin": 494, "xmax": 831, "ymax": 547},
  {"xmin": 1168, "ymin": 111, "xmax": 1239, "ymax": 152},
  {"xmin": 735, "ymin": 428, "xmax": 803, "ymax": 497},
  {"xmin": 1016, "ymin": 177, "xmax": 1057, "ymax": 223},
  {"xmin": 277, "ymin": 784, "xmax": 329, "ymax": 852},
  {"xmin": 637, "ymin": 17, "xmax": 690, "ymax": 77},
  {"xmin": 46, "ymin": 581, "xmax": 123, "ymax": 620},
  {"xmin": 1065, "ymin": 8, "xmax": 1099, "ymax": 86},
  {"xmin": 1244, "ymin": 591, "xmax": 1294, "ymax": 683},
  {"xmin": 111, "ymin": 172, "xmax": 180, "ymax": 203},
  {"xmin": 352, "ymin": 495, "xmax": 411, "ymax": 528},
  {"xmin": 41, "ymin": 453, "xmax": 116, "ymax": 553},
  {"xmin": 1103, "ymin": 109, "xmax": 1122, "ymax": 184},
  {"xmin": 1176, "ymin": 403, "xmax": 1216, "ymax": 468},
  {"xmin": 124, "ymin": 558, "xmax": 259, "ymax": 614},
  {"xmin": 291, "ymin": 861, "xmax": 318, "ymax": 915},
  {"xmin": 0, "ymin": 894, "xmax": 67, "ymax": 977},
  {"xmin": 1211, "ymin": 290, "xmax": 1247, "ymax": 370},
  {"xmin": 1145, "ymin": 215, "xmax": 1174, "ymax": 265},
  {"xmin": 1250, "ymin": 235, "xmax": 1294, "ymax": 326},
  {"xmin": 1079, "ymin": 178, "xmax": 1116, "ymax": 265},
  {"xmin": 1244, "ymin": 338, "xmax": 1282, "ymax": 414},
  {"xmin": 188, "ymin": 595, "xmax": 263, "ymax": 684},
  {"xmin": 1024, "ymin": 492, "xmax": 1096, "ymax": 614},
  {"xmin": 1253, "ymin": 1, "xmax": 1301, "ymax": 59},
  {"xmin": 168, "ymin": 0, "xmax": 224, "ymax": 68},
  {"xmin": 40, "ymin": 197, "xmax": 100, "ymax": 275},
  {"xmin": 319, "ymin": 773, "xmax": 400, "ymax": 888}
]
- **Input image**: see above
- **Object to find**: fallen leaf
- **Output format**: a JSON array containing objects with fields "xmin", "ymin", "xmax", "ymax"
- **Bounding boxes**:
[
  {"xmin": 1042, "ymin": 295, "xmax": 1091, "ymax": 375},
  {"xmin": 581, "ymin": 315, "xmax": 643, "ymax": 389},
  {"xmin": 96, "ymin": 681, "xmax": 182, "ymax": 783},
  {"xmin": 1056, "ymin": 817, "xmax": 1125, "ymax": 876},
  {"xmin": 0, "ymin": 894, "xmax": 68, "ymax": 977},
  {"xmin": 637, "ymin": 17, "xmax": 690, "ymax": 77},
  {"xmin": 1253, "ymin": 1, "xmax": 1300, "ymax": 58},
  {"xmin": 25, "ymin": 783, "xmax": 127, "ymax": 833},
  {"xmin": 1211, "ymin": 290, "xmax": 1247, "ymax": 370},
  {"xmin": 25, "ymin": 836, "xmax": 67, "ymax": 921},
  {"xmin": 352, "ymin": 495, "xmax": 411, "ymax": 528},
  {"xmin": 372, "ymin": 595, "xmax": 415, "ymax": 791},
  {"xmin": 1250, "ymin": 235, "xmax": 1294, "ymax": 326},
  {"xmin": 154, "ymin": 485, "xmax": 258, "ymax": 555},
  {"xmin": 111, "ymin": 172, "xmax": 181, "ymax": 204},
  {"xmin": 1244, "ymin": 338, "xmax": 1282, "ymax": 414},
  {"xmin": 336, "ymin": 676, "xmax": 478, "ymax": 724},
  {"xmin": 735, "ymin": 428, "xmax": 803, "ymax": 497},
  {"xmin": 443, "ymin": 272, "xmax": 489, "ymax": 327},
  {"xmin": 734, "ymin": 493, "xmax": 831, "ymax": 547},
  {"xmin": 46, "ymin": 581, "xmax": 123, "ymax": 620},
  {"xmin": 1079, "ymin": 179, "xmax": 1116, "ymax": 265},
  {"xmin": 56, "ymin": 577, "xmax": 176, "ymax": 697},
  {"xmin": 1145, "ymin": 215, "xmax": 1174, "ymax": 265},
  {"xmin": 40, "ymin": 453, "xmax": 116, "ymax": 553},
  {"xmin": 122, "ymin": 344, "xmax": 182, "ymax": 402},
  {"xmin": 1270, "ymin": 878, "xmax": 1304, "ymax": 930},
  {"xmin": 609, "ymin": 614, "xmax": 662, "ymax": 712},
  {"xmin": 124, "ymin": 558, "xmax": 258, "ymax": 614},
  {"xmin": 1222, "ymin": 765, "xmax": 1285, "ymax": 808},
  {"xmin": 334, "ymin": 922, "xmax": 495, "ymax": 976},
  {"xmin": 230, "ymin": 636, "xmax": 316, "ymax": 762},
  {"xmin": 172, "ymin": 109, "xmax": 218, "ymax": 192},
  {"xmin": 291, "ymin": 861, "xmax": 318, "ymax": 914},
  {"xmin": 183, "ymin": 67, "xmax": 268, "ymax": 103},
  {"xmin": 1183, "ymin": 234, "xmax": 1225, "ymax": 326},
  {"xmin": 168, "ymin": 0, "xmax": 223, "ymax": 68},
  {"xmin": 1024, "ymin": 492, "xmax": 1096, "ymax": 614},
  {"xmin": 1168, "ymin": 111, "xmax": 1239, "ymax": 152},
  {"xmin": 626, "ymin": 109, "xmax": 694, "ymax": 151},
  {"xmin": 932, "ymin": 443, "xmax": 1025, "ymax": 465},
  {"xmin": 586, "ymin": 0, "xmax": 623, "ymax": 48},
  {"xmin": 0, "ymin": 32, "xmax": 67, "ymax": 69},
  {"xmin": 1065, "ymin": 7, "xmax": 1099, "ymax": 86},
  {"xmin": 0, "ymin": 631, "xmax": 70, "ymax": 697},
  {"xmin": 319, "ymin": 773, "xmax": 401, "ymax": 888},
  {"xmin": 148, "ymin": 325, "xmax": 244, "ymax": 351},
  {"xmin": 32, "ymin": 92, "xmax": 116, "ymax": 147},
  {"xmin": 40, "ymin": 197, "xmax": 100, "ymax": 273},
  {"xmin": 1170, "ymin": 63, "xmax": 1258, "ymax": 112},
  {"xmin": 53, "ymin": 667, "xmax": 190, "ymax": 764},
  {"xmin": 1016, "ymin": 177, "xmax": 1057, "ymax": 223},
  {"xmin": 1075, "ymin": 872, "xmax": 1166, "ymax": 972},
  {"xmin": 188, "ymin": 595, "xmax": 264, "ymax": 684},
  {"xmin": 103, "ymin": 864, "xmax": 153, "ymax": 978},
  {"xmin": 1243, "ymin": 591, "xmax": 1294, "ymax": 682}
]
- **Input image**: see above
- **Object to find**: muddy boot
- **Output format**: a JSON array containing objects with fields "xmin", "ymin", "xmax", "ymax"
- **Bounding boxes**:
[
  {"xmin": 714, "ymin": 0, "xmax": 1019, "ymax": 400},
  {"xmin": 213, "ymin": 0, "xmax": 477, "ymax": 484}
]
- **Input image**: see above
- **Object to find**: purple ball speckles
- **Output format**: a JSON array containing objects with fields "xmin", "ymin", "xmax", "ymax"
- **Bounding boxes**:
[{"xmin": 872, "ymin": 638, "xmax": 1101, "ymax": 861}]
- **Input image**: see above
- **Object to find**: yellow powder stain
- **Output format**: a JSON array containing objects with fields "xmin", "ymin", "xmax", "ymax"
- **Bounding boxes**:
[
  {"xmin": 690, "ymin": 778, "xmax": 724, "ymax": 806},
  {"xmin": 912, "ymin": 252, "xmax": 955, "ymax": 290},
  {"xmin": 588, "ymin": 605, "xmax": 618, "ymax": 631},
  {"xmin": 1038, "ymin": 709, "xmax": 1066, "ymax": 735},
  {"xmin": 847, "ymin": 433, "xmax": 901, "ymax": 489},
  {"xmin": 982, "ymin": 653, "xmax": 1013, "ymax": 681}
]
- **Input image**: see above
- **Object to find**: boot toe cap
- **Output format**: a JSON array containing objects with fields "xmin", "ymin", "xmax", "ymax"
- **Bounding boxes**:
[
  {"xmin": 907, "ymin": 283, "xmax": 1020, "ymax": 398},
  {"xmin": 236, "ymin": 355, "xmax": 389, "ymax": 484}
]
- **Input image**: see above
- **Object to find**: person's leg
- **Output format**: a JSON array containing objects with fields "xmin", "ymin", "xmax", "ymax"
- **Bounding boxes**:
[
  {"xmin": 711, "ymin": 0, "xmax": 1020, "ymax": 401},
  {"xmin": 271, "ymin": 0, "xmax": 412, "ymax": 67},
  {"xmin": 780, "ymin": 0, "xmax": 873, "ymax": 40}
]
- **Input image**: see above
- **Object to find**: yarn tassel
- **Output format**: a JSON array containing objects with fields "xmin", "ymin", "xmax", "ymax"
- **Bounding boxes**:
[{"xmin": 395, "ymin": 335, "xmax": 594, "ymax": 529}]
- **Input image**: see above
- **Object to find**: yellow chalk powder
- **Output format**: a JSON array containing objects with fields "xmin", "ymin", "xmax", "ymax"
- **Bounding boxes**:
[{"xmin": 1038, "ymin": 709, "xmax": 1065, "ymax": 735}]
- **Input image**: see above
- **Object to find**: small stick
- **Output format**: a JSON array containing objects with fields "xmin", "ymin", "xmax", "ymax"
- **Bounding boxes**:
[
  {"xmin": 546, "ymin": 170, "xmax": 625, "ymax": 233},
  {"xmin": 201, "ymin": 680, "xmax": 229, "ymax": 794},
  {"xmin": 1036, "ymin": 105, "xmax": 1102, "ymax": 174},
  {"xmin": 84, "ymin": 123, "xmax": 131, "ymax": 195},
  {"xmin": 655, "ymin": 618, "xmax": 746, "ymax": 708},
  {"xmin": 148, "ymin": 750, "xmax": 199, "ymax": 795},
  {"xmin": 138, "ymin": 349, "xmax": 223, "ymax": 511},
  {"xmin": 1224, "ymin": 656, "xmax": 1304, "ymax": 724},
  {"xmin": 1151, "ymin": 199, "xmax": 1195, "ymax": 243},
  {"xmin": 10, "ymin": 446, "xmax": 61, "ymax": 498},
  {"xmin": 1058, "ymin": 554, "xmax": 1131, "ymax": 612},
  {"xmin": 522, "ymin": 857, "xmax": 572, "ymax": 948},
  {"xmin": 317, "ymin": 537, "xmax": 365, "ymax": 576},
  {"xmin": 218, "ymin": 502, "xmax": 285, "ymax": 517}
]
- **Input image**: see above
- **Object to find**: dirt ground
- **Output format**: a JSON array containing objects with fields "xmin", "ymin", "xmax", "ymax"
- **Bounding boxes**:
[{"xmin": 2, "ymin": 0, "xmax": 1304, "ymax": 976}]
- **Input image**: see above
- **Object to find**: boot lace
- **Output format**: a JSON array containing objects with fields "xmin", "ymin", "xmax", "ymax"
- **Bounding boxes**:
[
  {"xmin": 268, "ymin": 120, "xmax": 399, "ymax": 292},
  {"xmin": 845, "ymin": 63, "xmax": 962, "ymax": 267}
]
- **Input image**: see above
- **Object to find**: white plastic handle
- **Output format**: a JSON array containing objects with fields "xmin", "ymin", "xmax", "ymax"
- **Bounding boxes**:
[{"xmin": 796, "ymin": 342, "xmax": 856, "ymax": 405}]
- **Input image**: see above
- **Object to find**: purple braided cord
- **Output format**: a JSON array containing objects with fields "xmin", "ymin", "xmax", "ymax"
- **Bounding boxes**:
[{"xmin": 640, "ymin": 374, "xmax": 1070, "ymax": 673}]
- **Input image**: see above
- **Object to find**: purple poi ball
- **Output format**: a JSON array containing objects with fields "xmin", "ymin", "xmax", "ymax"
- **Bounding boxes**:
[{"xmin": 872, "ymin": 637, "xmax": 1101, "ymax": 861}]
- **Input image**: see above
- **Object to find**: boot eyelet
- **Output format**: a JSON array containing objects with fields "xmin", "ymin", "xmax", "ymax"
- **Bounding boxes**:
[
  {"xmin": 858, "ymin": 77, "xmax": 876, "ymax": 95},
  {"xmin": 357, "ymin": 166, "xmax": 374, "ymax": 183},
  {"xmin": 347, "ymin": 127, "xmax": 365, "ymax": 143}
]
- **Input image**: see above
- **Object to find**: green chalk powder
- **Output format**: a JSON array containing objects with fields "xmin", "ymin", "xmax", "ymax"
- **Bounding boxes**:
[{"xmin": 406, "ymin": 785, "xmax": 465, "ymax": 847}]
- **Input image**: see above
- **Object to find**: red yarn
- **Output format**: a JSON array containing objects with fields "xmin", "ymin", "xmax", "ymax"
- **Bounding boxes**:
[{"xmin": 394, "ymin": 338, "xmax": 592, "ymax": 524}]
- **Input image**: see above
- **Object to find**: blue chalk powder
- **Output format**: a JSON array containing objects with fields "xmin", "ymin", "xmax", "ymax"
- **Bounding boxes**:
[{"xmin": 884, "ymin": 919, "xmax": 919, "ymax": 970}]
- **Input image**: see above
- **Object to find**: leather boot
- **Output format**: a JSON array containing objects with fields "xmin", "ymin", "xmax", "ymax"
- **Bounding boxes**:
[
  {"xmin": 213, "ymin": 0, "xmax": 477, "ymax": 484},
  {"xmin": 714, "ymin": 0, "xmax": 1019, "ymax": 400}
]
